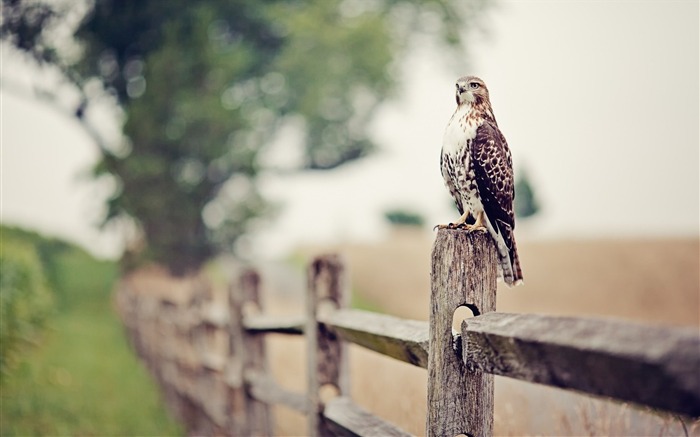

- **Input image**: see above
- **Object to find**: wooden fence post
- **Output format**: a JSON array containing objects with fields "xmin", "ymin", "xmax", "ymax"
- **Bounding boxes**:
[
  {"xmin": 427, "ymin": 229, "xmax": 498, "ymax": 437},
  {"xmin": 191, "ymin": 285, "xmax": 213, "ymax": 435},
  {"xmin": 240, "ymin": 269, "xmax": 273, "ymax": 436},
  {"xmin": 227, "ymin": 276, "xmax": 247, "ymax": 436},
  {"xmin": 307, "ymin": 255, "xmax": 350, "ymax": 436},
  {"xmin": 228, "ymin": 269, "xmax": 273, "ymax": 436}
]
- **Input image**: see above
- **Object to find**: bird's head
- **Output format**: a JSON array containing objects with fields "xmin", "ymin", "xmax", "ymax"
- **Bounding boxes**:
[{"xmin": 455, "ymin": 76, "xmax": 490, "ymax": 106}]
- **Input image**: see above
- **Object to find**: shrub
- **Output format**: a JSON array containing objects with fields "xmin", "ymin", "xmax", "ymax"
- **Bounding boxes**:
[
  {"xmin": 0, "ymin": 238, "xmax": 54, "ymax": 378},
  {"xmin": 384, "ymin": 209, "xmax": 425, "ymax": 227}
]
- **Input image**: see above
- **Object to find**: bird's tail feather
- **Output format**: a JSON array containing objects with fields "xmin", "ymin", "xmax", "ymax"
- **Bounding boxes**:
[
  {"xmin": 507, "ymin": 237, "xmax": 523, "ymax": 287},
  {"xmin": 490, "ymin": 221, "xmax": 523, "ymax": 287},
  {"xmin": 495, "ymin": 225, "xmax": 523, "ymax": 287}
]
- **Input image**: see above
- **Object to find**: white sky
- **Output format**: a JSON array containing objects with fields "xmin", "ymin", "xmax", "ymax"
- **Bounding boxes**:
[{"xmin": 1, "ymin": 0, "xmax": 698, "ymax": 259}]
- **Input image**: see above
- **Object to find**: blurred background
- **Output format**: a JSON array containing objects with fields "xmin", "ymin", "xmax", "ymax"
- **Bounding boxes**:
[{"xmin": 1, "ymin": 0, "xmax": 698, "ymax": 435}]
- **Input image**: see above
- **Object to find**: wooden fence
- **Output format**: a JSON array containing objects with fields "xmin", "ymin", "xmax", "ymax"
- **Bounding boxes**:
[{"xmin": 116, "ymin": 230, "xmax": 700, "ymax": 436}]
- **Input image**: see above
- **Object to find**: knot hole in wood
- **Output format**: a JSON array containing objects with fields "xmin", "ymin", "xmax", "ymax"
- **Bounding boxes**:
[
  {"xmin": 319, "ymin": 383, "xmax": 340, "ymax": 404},
  {"xmin": 452, "ymin": 304, "xmax": 480, "ymax": 333},
  {"xmin": 317, "ymin": 298, "xmax": 338, "ymax": 318}
]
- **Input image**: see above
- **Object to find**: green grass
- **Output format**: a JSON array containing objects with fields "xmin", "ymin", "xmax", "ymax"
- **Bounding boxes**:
[{"xmin": 0, "ymin": 238, "xmax": 183, "ymax": 436}]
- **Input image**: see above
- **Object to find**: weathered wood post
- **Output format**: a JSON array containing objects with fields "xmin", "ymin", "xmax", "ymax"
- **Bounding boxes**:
[
  {"xmin": 240, "ymin": 269, "xmax": 273, "ymax": 435},
  {"xmin": 159, "ymin": 300, "xmax": 179, "ymax": 422},
  {"xmin": 307, "ymin": 255, "xmax": 350, "ymax": 436},
  {"xmin": 227, "ymin": 269, "xmax": 273, "ymax": 436},
  {"xmin": 227, "ymin": 275, "xmax": 246, "ymax": 435},
  {"xmin": 192, "ymin": 285, "xmax": 214, "ymax": 435},
  {"xmin": 427, "ymin": 229, "xmax": 498, "ymax": 437}
]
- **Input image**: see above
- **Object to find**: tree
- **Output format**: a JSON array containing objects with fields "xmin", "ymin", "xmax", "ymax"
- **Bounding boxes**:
[
  {"xmin": 384, "ymin": 209, "xmax": 425, "ymax": 228},
  {"xmin": 2, "ymin": 0, "xmax": 490, "ymax": 274},
  {"xmin": 514, "ymin": 167, "xmax": 540, "ymax": 219}
]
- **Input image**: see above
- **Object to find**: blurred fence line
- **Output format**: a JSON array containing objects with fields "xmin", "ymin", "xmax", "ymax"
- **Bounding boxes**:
[{"xmin": 115, "ymin": 230, "xmax": 700, "ymax": 436}]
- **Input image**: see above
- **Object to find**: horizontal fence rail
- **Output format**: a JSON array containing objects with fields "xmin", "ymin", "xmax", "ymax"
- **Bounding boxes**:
[
  {"xmin": 243, "ymin": 309, "xmax": 430, "ymax": 368},
  {"xmin": 323, "ymin": 396, "xmax": 413, "ymax": 437},
  {"xmin": 459, "ymin": 312, "xmax": 700, "ymax": 418},
  {"xmin": 116, "ymin": 229, "xmax": 700, "ymax": 436},
  {"xmin": 245, "ymin": 370, "xmax": 309, "ymax": 414},
  {"xmin": 318, "ymin": 308, "xmax": 430, "ymax": 369}
]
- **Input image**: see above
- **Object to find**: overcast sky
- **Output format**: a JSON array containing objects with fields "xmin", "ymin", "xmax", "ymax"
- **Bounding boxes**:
[{"xmin": 2, "ymin": 0, "xmax": 698, "ymax": 259}]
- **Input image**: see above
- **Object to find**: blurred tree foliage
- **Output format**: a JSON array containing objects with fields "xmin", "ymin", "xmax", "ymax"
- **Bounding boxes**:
[
  {"xmin": 2, "ymin": 0, "xmax": 489, "ymax": 274},
  {"xmin": 515, "ymin": 168, "xmax": 540, "ymax": 219},
  {"xmin": 384, "ymin": 209, "xmax": 425, "ymax": 227},
  {"xmin": 0, "ymin": 0, "xmax": 59, "ymax": 63}
]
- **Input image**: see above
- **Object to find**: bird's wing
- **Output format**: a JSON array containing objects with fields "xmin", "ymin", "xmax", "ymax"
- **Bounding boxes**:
[{"xmin": 471, "ymin": 122, "xmax": 516, "ymax": 239}]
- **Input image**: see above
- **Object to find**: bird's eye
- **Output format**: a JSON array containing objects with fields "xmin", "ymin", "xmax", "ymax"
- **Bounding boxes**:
[{"xmin": 469, "ymin": 82, "xmax": 480, "ymax": 89}]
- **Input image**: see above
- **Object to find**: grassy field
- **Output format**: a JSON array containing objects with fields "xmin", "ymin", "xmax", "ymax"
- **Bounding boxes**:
[{"xmin": 0, "ymin": 235, "xmax": 182, "ymax": 436}]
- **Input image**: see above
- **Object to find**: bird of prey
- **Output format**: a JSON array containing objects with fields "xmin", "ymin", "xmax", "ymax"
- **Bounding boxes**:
[{"xmin": 437, "ymin": 76, "xmax": 523, "ymax": 287}]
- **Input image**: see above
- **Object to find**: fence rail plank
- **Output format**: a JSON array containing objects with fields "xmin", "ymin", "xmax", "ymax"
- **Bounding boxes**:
[
  {"xmin": 245, "ymin": 370, "xmax": 309, "ymax": 414},
  {"xmin": 244, "ymin": 314, "xmax": 305, "ymax": 335},
  {"xmin": 460, "ymin": 312, "xmax": 700, "ymax": 418},
  {"xmin": 323, "ymin": 396, "xmax": 413, "ymax": 437},
  {"xmin": 318, "ymin": 308, "xmax": 429, "ymax": 368}
]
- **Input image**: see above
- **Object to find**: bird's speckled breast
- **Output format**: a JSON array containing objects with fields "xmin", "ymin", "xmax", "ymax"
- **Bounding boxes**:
[{"xmin": 441, "ymin": 104, "xmax": 483, "ymax": 214}]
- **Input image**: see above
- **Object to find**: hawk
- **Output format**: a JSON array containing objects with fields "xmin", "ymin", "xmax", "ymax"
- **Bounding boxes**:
[{"xmin": 437, "ymin": 76, "xmax": 523, "ymax": 287}]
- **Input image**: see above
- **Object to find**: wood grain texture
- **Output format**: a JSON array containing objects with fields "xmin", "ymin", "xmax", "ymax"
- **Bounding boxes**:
[
  {"xmin": 427, "ymin": 229, "xmax": 498, "ymax": 437},
  {"xmin": 460, "ymin": 312, "xmax": 700, "ymax": 418},
  {"xmin": 307, "ymin": 255, "xmax": 351, "ymax": 436},
  {"xmin": 323, "ymin": 396, "xmax": 414, "ymax": 437},
  {"xmin": 319, "ymin": 308, "xmax": 429, "ymax": 368}
]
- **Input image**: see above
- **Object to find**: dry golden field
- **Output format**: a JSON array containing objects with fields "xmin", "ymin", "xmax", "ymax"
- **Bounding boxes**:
[{"xmin": 264, "ymin": 229, "xmax": 699, "ymax": 436}]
